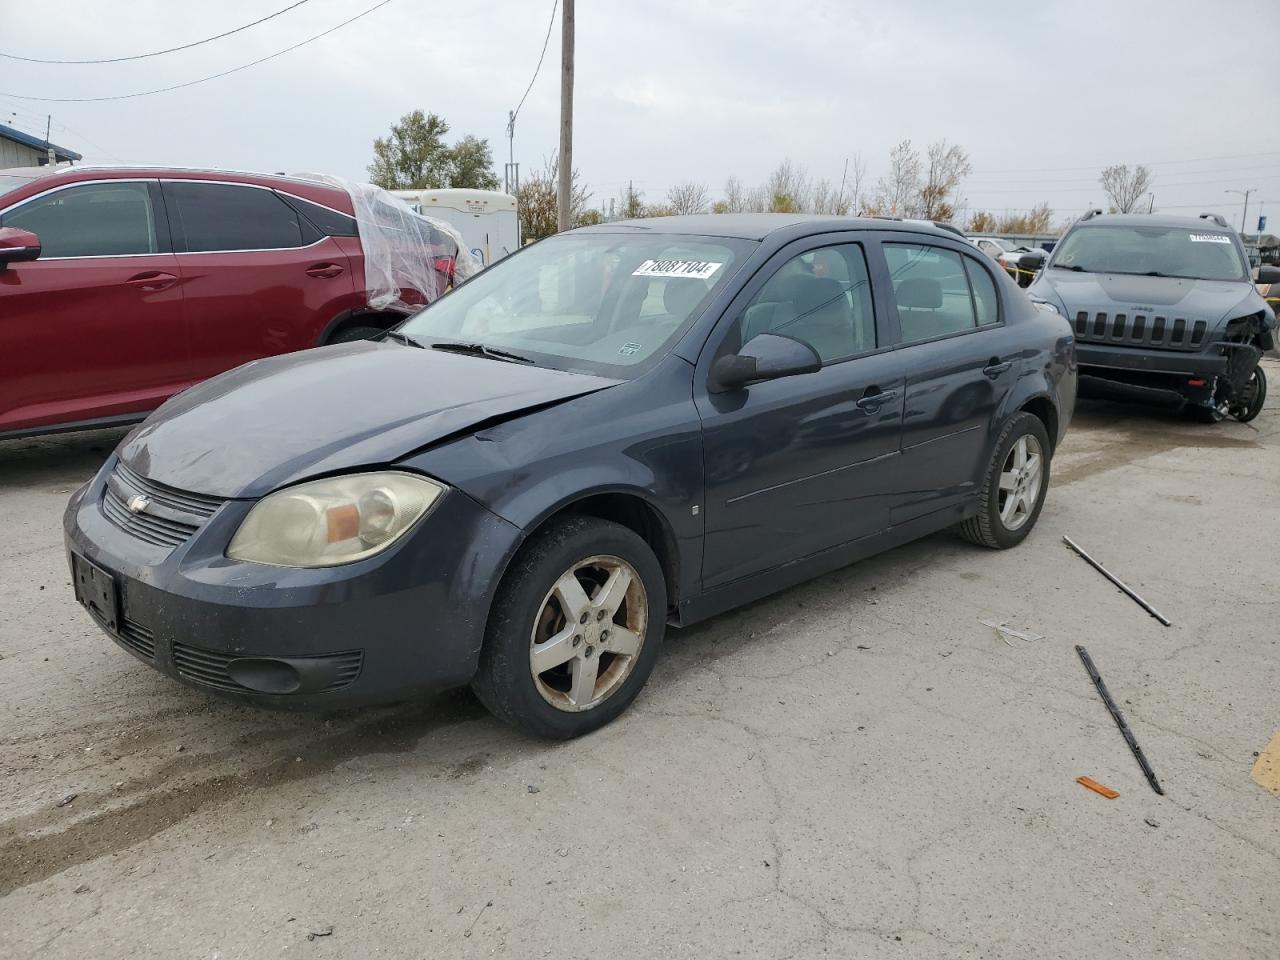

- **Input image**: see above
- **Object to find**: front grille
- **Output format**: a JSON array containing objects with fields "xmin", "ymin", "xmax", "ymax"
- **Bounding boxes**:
[
  {"xmin": 100, "ymin": 462, "xmax": 226, "ymax": 548},
  {"xmin": 102, "ymin": 488, "xmax": 199, "ymax": 547},
  {"xmin": 114, "ymin": 462, "xmax": 224, "ymax": 517},
  {"xmin": 1074, "ymin": 310, "xmax": 1209, "ymax": 352},
  {"xmin": 172, "ymin": 642, "xmax": 364, "ymax": 694},
  {"xmin": 117, "ymin": 618, "xmax": 156, "ymax": 660}
]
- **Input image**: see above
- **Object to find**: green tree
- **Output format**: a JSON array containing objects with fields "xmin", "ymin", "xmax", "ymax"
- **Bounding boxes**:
[
  {"xmin": 368, "ymin": 110, "xmax": 500, "ymax": 191},
  {"xmin": 448, "ymin": 135, "xmax": 500, "ymax": 191}
]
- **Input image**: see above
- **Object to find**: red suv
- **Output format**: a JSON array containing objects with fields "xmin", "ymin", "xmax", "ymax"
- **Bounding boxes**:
[{"xmin": 0, "ymin": 166, "xmax": 434, "ymax": 439}]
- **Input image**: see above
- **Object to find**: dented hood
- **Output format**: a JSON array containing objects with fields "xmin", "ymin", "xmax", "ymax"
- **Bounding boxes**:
[
  {"xmin": 1040, "ymin": 270, "xmax": 1257, "ymax": 321},
  {"xmin": 118, "ymin": 341, "xmax": 618, "ymax": 498}
]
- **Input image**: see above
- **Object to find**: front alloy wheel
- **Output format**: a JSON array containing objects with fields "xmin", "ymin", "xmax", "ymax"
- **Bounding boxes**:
[
  {"xmin": 472, "ymin": 517, "xmax": 666, "ymax": 739},
  {"xmin": 530, "ymin": 556, "xmax": 647, "ymax": 712}
]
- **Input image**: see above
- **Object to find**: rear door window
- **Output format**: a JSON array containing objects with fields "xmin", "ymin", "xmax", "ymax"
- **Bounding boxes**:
[
  {"xmin": 166, "ymin": 181, "xmax": 312, "ymax": 252},
  {"xmin": 884, "ymin": 243, "xmax": 979, "ymax": 343},
  {"xmin": 965, "ymin": 258, "xmax": 1000, "ymax": 325},
  {"xmin": 1, "ymin": 181, "xmax": 158, "ymax": 258}
]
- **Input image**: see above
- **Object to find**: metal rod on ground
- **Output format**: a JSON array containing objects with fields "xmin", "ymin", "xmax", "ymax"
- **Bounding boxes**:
[
  {"xmin": 1062, "ymin": 535, "xmax": 1171, "ymax": 626},
  {"xmin": 1075, "ymin": 645, "xmax": 1165, "ymax": 795}
]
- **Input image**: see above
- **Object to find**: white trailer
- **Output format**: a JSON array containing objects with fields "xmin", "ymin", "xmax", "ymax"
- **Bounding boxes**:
[{"xmin": 390, "ymin": 188, "xmax": 519, "ymax": 268}]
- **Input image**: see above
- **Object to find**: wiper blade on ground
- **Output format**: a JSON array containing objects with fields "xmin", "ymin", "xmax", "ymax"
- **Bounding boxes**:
[
  {"xmin": 429, "ymin": 341, "xmax": 535, "ymax": 364},
  {"xmin": 382, "ymin": 330, "xmax": 424, "ymax": 348}
]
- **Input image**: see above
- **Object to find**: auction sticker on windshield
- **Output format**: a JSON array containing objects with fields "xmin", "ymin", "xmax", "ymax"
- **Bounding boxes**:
[
  {"xmin": 1189, "ymin": 233, "xmax": 1231, "ymax": 243},
  {"xmin": 632, "ymin": 259, "xmax": 723, "ymax": 279}
]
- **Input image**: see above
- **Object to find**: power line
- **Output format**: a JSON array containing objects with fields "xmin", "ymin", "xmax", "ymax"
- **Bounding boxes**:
[
  {"xmin": 0, "ymin": 0, "xmax": 392, "ymax": 102},
  {"xmin": 966, "ymin": 162, "xmax": 1280, "ymax": 186},
  {"xmin": 972, "ymin": 150, "xmax": 1280, "ymax": 175},
  {"xmin": 508, "ymin": 0, "xmax": 559, "ymax": 134},
  {"xmin": 0, "ymin": 1, "xmax": 314, "ymax": 64}
]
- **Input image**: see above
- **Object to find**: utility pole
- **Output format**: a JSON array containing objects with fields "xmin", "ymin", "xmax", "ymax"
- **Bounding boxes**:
[
  {"xmin": 557, "ymin": 0, "xmax": 575, "ymax": 233},
  {"xmin": 1147, "ymin": 192, "xmax": 1154, "ymax": 213},
  {"xmin": 1226, "ymin": 188, "xmax": 1256, "ymax": 235},
  {"xmin": 45, "ymin": 114, "xmax": 56, "ymax": 166}
]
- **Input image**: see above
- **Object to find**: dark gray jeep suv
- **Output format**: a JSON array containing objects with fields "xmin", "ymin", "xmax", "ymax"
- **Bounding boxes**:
[{"xmin": 1028, "ymin": 212, "xmax": 1274, "ymax": 421}]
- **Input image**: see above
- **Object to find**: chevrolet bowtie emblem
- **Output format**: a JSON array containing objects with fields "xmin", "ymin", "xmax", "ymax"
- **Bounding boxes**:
[{"xmin": 126, "ymin": 494, "xmax": 150, "ymax": 514}]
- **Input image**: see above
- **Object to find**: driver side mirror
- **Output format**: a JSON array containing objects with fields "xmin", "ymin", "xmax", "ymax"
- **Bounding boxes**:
[
  {"xmin": 0, "ymin": 228, "xmax": 41, "ymax": 270},
  {"xmin": 709, "ymin": 332, "xmax": 821, "ymax": 393},
  {"xmin": 1257, "ymin": 264, "xmax": 1280, "ymax": 285}
]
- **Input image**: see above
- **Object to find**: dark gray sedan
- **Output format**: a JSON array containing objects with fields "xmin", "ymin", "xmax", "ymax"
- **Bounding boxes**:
[{"xmin": 65, "ymin": 215, "xmax": 1076, "ymax": 738}]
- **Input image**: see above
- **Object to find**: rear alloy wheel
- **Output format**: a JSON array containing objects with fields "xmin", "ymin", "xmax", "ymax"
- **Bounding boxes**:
[
  {"xmin": 472, "ymin": 517, "xmax": 665, "ymax": 739},
  {"xmin": 959, "ymin": 412, "xmax": 1051, "ymax": 549},
  {"xmin": 1229, "ymin": 365, "xmax": 1267, "ymax": 423}
]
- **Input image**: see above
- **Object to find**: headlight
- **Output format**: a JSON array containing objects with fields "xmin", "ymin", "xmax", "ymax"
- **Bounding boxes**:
[
  {"xmin": 1029, "ymin": 297, "xmax": 1062, "ymax": 316},
  {"xmin": 227, "ymin": 472, "xmax": 445, "ymax": 567}
]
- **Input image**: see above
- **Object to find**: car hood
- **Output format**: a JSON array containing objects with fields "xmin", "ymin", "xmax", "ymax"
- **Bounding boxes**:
[
  {"xmin": 1035, "ymin": 271, "xmax": 1256, "ymax": 321},
  {"xmin": 118, "ymin": 341, "xmax": 619, "ymax": 498}
]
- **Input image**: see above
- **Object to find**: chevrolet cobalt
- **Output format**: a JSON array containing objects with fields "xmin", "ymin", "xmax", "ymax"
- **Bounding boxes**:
[{"xmin": 66, "ymin": 215, "xmax": 1076, "ymax": 738}]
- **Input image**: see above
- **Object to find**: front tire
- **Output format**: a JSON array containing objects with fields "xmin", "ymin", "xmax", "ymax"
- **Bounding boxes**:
[
  {"xmin": 472, "ymin": 516, "xmax": 667, "ymax": 739},
  {"xmin": 1230, "ymin": 365, "xmax": 1266, "ymax": 423},
  {"xmin": 959, "ymin": 412, "xmax": 1051, "ymax": 549}
]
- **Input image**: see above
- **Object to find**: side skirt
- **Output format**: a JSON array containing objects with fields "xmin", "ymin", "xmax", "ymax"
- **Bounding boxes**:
[{"xmin": 672, "ymin": 500, "xmax": 974, "ymax": 627}]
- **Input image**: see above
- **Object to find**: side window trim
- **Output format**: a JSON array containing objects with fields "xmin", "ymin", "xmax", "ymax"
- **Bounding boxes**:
[{"xmin": 0, "ymin": 178, "xmax": 167, "ymax": 260}]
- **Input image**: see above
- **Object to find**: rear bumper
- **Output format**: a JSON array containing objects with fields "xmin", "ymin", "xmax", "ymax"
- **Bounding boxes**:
[
  {"xmin": 63, "ymin": 458, "xmax": 523, "ymax": 709},
  {"xmin": 1076, "ymin": 343, "xmax": 1229, "ymax": 378}
]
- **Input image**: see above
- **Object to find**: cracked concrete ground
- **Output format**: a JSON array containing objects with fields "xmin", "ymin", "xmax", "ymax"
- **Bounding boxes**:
[{"xmin": 2, "ymin": 360, "xmax": 1277, "ymax": 959}]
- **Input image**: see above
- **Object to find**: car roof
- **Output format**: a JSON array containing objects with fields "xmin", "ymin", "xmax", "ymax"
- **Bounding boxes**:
[
  {"xmin": 0, "ymin": 164, "xmax": 353, "ymax": 213},
  {"xmin": 1074, "ymin": 213, "xmax": 1236, "ymax": 231},
  {"xmin": 574, "ymin": 213, "xmax": 962, "ymax": 242}
]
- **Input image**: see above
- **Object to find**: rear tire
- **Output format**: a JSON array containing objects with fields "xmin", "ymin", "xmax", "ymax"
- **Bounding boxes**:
[
  {"xmin": 472, "ymin": 516, "xmax": 666, "ymax": 739},
  {"xmin": 959, "ymin": 412, "xmax": 1052, "ymax": 550}
]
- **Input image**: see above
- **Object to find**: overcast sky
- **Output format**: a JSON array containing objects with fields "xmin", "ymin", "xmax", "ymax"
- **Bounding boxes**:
[{"xmin": 3, "ymin": 0, "xmax": 1278, "ymax": 227}]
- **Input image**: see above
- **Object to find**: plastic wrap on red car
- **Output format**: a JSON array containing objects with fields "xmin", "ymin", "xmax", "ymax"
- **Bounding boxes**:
[{"xmin": 294, "ymin": 174, "xmax": 482, "ymax": 312}]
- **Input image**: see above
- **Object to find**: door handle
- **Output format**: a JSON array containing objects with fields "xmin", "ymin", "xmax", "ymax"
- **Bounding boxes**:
[
  {"xmin": 125, "ymin": 271, "xmax": 178, "ymax": 292},
  {"xmin": 983, "ymin": 358, "xmax": 1012, "ymax": 379},
  {"xmin": 856, "ymin": 387, "xmax": 899, "ymax": 411},
  {"xmin": 306, "ymin": 262, "xmax": 345, "ymax": 279}
]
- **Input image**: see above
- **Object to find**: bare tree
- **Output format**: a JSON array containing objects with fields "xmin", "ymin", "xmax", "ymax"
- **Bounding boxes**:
[
  {"xmin": 838, "ymin": 153, "xmax": 867, "ymax": 215},
  {"xmin": 918, "ymin": 140, "xmax": 972, "ymax": 220},
  {"xmin": 665, "ymin": 181, "xmax": 710, "ymax": 216},
  {"xmin": 712, "ymin": 175, "xmax": 749, "ymax": 213},
  {"xmin": 809, "ymin": 178, "xmax": 850, "ymax": 215},
  {"xmin": 874, "ymin": 140, "xmax": 922, "ymax": 216},
  {"xmin": 1099, "ymin": 163, "xmax": 1154, "ymax": 214},
  {"xmin": 967, "ymin": 210, "xmax": 998, "ymax": 233},
  {"xmin": 615, "ymin": 182, "xmax": 645, "ymax": 219},
  {"xmin": 516, "ymin": 154, "xmax": 591, "ymax": 241},
  {"xmin": 764, "ymin": 159, "xmax": 810, "ymax": 213},
  {"xmin": 995, "ymin": 203, "xmax": 1055, "ymax": 234}
]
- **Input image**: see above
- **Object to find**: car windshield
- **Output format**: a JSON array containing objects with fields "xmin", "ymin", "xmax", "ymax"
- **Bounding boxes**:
[
  {"xmin": 1050, "ymin": 224, "xmax": 1247, "ymax": 281},
  {"xmin": 398, "ymin": 232, "xmax": 754, "ymax": 377}
]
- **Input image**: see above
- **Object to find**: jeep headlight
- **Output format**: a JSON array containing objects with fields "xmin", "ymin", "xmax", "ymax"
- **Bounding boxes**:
[
  {"xmin": 1029, "ymin": 296, "xmax": 1062, "ymax": 316},
  {"xmin": 228, "ymin": 472, "xmax": 445, "ymax": 567}
]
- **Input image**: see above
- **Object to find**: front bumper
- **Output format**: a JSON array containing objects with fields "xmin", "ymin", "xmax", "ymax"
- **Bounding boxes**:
[
  {"xmin": 63, "ymin": 457, "xmax": 524, "ymax": 709},
  {"xmin": 1076, "ymin": 342, "xmax": 1230, "ymax": 378}
]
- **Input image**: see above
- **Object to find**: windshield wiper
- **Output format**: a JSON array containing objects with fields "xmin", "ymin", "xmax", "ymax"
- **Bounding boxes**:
[
  {"xmin": 382, "ymin": 330, "xmax": 424, "ymax": 348},
  {"xmin": 429, "ymin": 341, "xmax": 534, "ymax": 364},
  {"xmin": 1051, "ymin": 263, "xmax": 1084, "ymax": 272}
]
